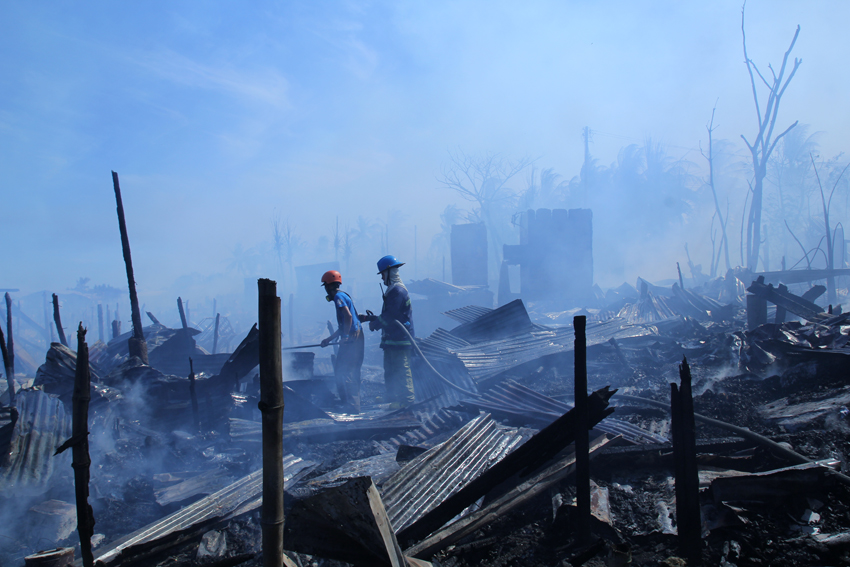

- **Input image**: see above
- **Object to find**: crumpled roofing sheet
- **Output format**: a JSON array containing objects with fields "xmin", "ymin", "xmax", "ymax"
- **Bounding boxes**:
[
  {"xmin": 451, "ymin": 317, "xmax": 655, "ymax": 382},
  {"xmin": 381, "ymin": 413, "xmax": 528, "ymax": 534},
  {"xmin": 0, "ymin": 389, "xmax": 71, "ymax": 495}
]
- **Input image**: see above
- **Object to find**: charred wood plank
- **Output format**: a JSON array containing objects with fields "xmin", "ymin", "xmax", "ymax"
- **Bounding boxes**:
[
  {"xmin": 72, "ymin": 323, "xmax": 95, "ymax": 566},
  {"xmin": 747, "ymin": 276, "xmax": 825, "ymax": 323},
  {"xmin": 52, "ymin": 293, "xmax": 68, "ymax": 347}
]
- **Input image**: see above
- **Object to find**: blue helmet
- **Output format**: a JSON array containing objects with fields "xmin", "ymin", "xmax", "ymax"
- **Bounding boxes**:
[{"xmin": 377, "ymin": 255, "xmax": 405, "ymax": 274}]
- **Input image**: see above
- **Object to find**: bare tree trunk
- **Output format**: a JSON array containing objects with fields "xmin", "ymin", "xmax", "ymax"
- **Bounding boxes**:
[
  {"xmin": 72, "ymin": 324, "xmax": 95, "ymax": 567},
  {"xmin": 703, "ymin": 106, "xmax": 731, "ymax": 273},
  {"xmin": 53, "ymin": 294, "xmax": 68, "ymax": 347},
  {"xmin": 112, "ymin": 171, "xmax": 149, "ymax": 364},
  {"xmin": 258, "ymin": 279, "xmax": 284, "ymax": 567}
]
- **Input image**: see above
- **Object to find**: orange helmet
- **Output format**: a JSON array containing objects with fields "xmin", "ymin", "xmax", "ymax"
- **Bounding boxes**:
[{"xmin": 321, "ymin": 270, "xmax": 342, "ymax": 286}]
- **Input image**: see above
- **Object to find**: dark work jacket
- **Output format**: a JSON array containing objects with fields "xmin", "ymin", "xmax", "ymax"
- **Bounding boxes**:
[{"xmin": 376, "ymin": 284, "xmax": 415, "ymax": 348}]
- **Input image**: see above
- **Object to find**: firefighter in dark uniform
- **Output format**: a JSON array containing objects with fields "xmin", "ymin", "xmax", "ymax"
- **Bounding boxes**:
[
  {"xmin": 320, "ymin": 270, "xmax": 365, "ymax": 413},
  {"xmin": 362, "ymin": 255, "xmax": 415, "ymax": 408}
]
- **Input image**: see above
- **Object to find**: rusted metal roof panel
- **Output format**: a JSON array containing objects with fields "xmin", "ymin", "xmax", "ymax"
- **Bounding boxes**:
[
  {"xmin": 0, "ymin": 389, "xmax": 72, "ymax": 495},
  {"xmin": 381, "ymin": 414, "xmax": 528, "ymax": 534},
  {"xmin": 451, "ymin": 317, "xmax": 655, "ymax": 381}
]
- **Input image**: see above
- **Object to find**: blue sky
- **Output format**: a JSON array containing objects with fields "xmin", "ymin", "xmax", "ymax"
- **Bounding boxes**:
[{"xmin": 2, "ymin": 0, "xmax": 849, "ymax": 304}]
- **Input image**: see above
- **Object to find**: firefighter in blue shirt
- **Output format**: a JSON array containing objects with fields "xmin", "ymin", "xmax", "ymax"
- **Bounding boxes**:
[
  {"xmin": 320, "ymin": 270, "xmax": 364, "ymax": 413},
  {"xmin": 361, "ymin": 255, "xmax": 415, "ymax": 408}
]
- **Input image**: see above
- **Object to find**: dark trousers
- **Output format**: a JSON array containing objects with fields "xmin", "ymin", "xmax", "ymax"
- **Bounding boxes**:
[
  {"xmin": 335, "ymin": 330, "xmax": 364, "ymax": 411},
  {"xmin": 383, "ymin": 347, "xmax": 415, "ymax": 405}
]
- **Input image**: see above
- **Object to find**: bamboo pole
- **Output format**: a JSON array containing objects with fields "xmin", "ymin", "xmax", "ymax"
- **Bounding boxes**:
[
  {"xmin": 573, "ymin": 315, "xmax": 590, "ymax": 533},
  {"xmin": 258, "ymin": 279, "xmax": 284, "ymax": 567},
  {"xmin": 111, "ymin": 171, "xmax": 148, "ymax": 364},
  {"xmin": 52, "ymin": 294, "xmax": 68, "ymax": 347},
  {"xmin": 73, "ymin": 323, "xmax": 95, "ymax": 567}
]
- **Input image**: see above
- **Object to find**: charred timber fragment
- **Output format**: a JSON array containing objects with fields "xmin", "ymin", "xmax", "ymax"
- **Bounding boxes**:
[
  {"xmin": 0, "ymin": 323, "xmax": 14, "ymax": 407},
  {"xmin": 52, "ymin": 293, "xmax": 68, "ymax": 347},
  {"xmin": 748, "ymin": 275, "xmax": 826, "ymax": 324},
  {"xmin": 670, "ymin": 357, "xmax": 701, "ymax": 564},
  {"xmin": 189, "ymin": 357, "xmax": 200, "ymax": 432},
  {"xmin": 258, "ymin": 278, "xmax": 284, "ymax": 567},
  {"xmin": 397, "ymin": 386, "xmax": 616, "ymax": 548},
  {"xmin": 574, "ymin": 315, "xmax": 590, "ymax": 534},
  {"xmin": 111, "ymin": 171, "xmax": 149, "ymax": 364},
  {"xmin": 285, "ymin": 476, "xmax": 409, "ymax": 567},
  {"xmin": 111, "ymin": 319, "xmax": 121, "ymax": 340},
  {"xmin": 72, "ymin": 323, "xmax": 95, "ymax": 566},
  {"xmin": 178, "ymin": 297, "xmax": 188, "ymax": 330}
]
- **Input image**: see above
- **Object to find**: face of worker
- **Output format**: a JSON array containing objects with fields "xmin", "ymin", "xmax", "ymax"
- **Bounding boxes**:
[
  {"xmin": 381, "ymin": 270, "xmax": 391, "ymax": 286},
  {"xmin": 323, "ymin": 283, "xmax": 338, "ymax": 300}
]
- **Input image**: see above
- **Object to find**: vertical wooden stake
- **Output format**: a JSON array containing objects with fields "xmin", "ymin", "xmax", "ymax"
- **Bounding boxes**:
[
  {"xmin": 72, "ymin": 323, "xmax": 95, "ymax": 567},
  {"xmin": 574, "ymin": 315, "xmax": 590, "ymax": 533},
  {"xmin": 112, "ymin": 320, "xmax": 121, "ymax": 340},
  {"xmin": 672, "ymin": 356, "xmax": 701, "ymax": 564},
  {"xmin": 0, "ymin": 324, "xmax": 14, "ymax": 407},
  {"xmin": 213, "ymin": 313, "xmax": 221, "ymax": 355},
  {"xmin": 177, "ymin": 297, "xmax": 189, "ymax": 330},
  {"xmin": 53, "ymin": 294, "xmax": 68, "ymax": 347},
  {"xmin": 189, "ymin": 357, "xmax": 200, "ymax": 432},
  {"xmin": 259, "ymin": 279, "xmax": 284, "ymax": 567},
  {"xmin": 111, "ymin": 171, "xmax": 148, "ymax": 364},
  {"xmin": 97, "ymin": 304, "xmax": 105, "ymax": 343},
  {"xmin": 5, "ymin": 293, "xmax": 14, "ymax": 380},
  {"xmin": 288, "ymin": 293, "xmax": 294, "ymax": 347}
]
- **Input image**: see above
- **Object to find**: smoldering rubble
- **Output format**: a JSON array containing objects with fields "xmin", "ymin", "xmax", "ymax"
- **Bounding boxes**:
[{"xmin": 5, "ymin": 270, "xmax": 850, "ymax": 567}]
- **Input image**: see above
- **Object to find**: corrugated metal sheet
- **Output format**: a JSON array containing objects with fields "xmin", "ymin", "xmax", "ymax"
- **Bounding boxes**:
[
  {"xmin": 442, "ymin": 305, "xmax": 494, "ymax": 325},
  {"xmin": 462, "ymin": 380, "xmax": 668, "ymax": 445},
  {"xmin": 94, "ymin": 454, "xmax": 316, "ymax": 566},
  {"xmin": 451, "ymin": 317, "xmax": 655, "ymax": 382},
  {"xmin": 449, "ymin": 300, "xmax": 533, "ymax": 343},
  {"xmin": 381, "ymin": 414, "xmax": 527, "ymax": 534},
  {"xmin": 0, "ymin": 389, "xmax": 72, "ymax": 495},
  {"xmin": 380, "ymin": 408, "xmax": 470, "ymax": 451}
]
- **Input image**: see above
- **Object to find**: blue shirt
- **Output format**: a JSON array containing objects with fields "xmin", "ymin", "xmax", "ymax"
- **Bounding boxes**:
[{"xmin": 333, "ymin": 291, "xmax": 362, "ymax": 337}]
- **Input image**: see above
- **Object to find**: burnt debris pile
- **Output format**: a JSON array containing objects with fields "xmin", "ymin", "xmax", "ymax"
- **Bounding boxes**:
[{"xmin": 5, "ymin": 273, "xmax": 850, "ymax": 566}]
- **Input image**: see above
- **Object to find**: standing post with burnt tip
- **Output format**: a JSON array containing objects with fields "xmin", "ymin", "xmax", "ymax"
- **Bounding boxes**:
[
  {"xmin": 178, "ymin": 297, "xmax": 189, "ymax": 330},
  {"xmin": 574, "ymin": 315, "xmax": 590, "ymax": 533},
  {"xmin": 188, "ymin": 357, "xmax": 200, "ymax": 432},
  {"xmin": 0, "ymin": 325, "xmax": 14, "ymax": 407},
  {"xmin": 111, "ymin": 320, "xmax": 121, "ymax": 340},
  {"xmin": 73, "ymin": 324, "xmax": 95, "ymax": 567},
  {"xmin": 258, "ymin": 279, "xmax": 284, "ymax": 567},
  {"xmin": 111, "ymin": 171, "xmax": 149, "ymax": 364},
  {"xmin": 97, "ymin": 305, "xmax": 104, "ymax": 343},
  {"xmin": 671, "ymin": 356, "xmax": 701, "ymax": 564},
  {"xmin": 212, "ymin": 313, "xmax": 220, "ymax": 355},
  {"xmin": 5, "ymin": 293, "xmax": 14, "ymax": 381},
  {"xmin": 53, "ymin": 293, "xmax": 68, "ymax": 347}
]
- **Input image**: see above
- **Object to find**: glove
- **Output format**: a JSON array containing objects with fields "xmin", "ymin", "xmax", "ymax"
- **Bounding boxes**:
[
  {"xmin": 369, "ymin": 319, "xmax": 379, "ymax": 332},
  {"xmin": 320, "ymin": 337, "xmax": 332, "ymax": 348}
]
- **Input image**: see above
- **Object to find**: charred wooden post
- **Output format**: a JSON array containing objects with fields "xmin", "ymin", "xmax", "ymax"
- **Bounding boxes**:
[
  {"xmin": 5, "ymin": 293, "xmax": 14, "ymax": 380},
  {"xmin": 178, "ymin": 297, "xmax": 189, "ymax": 330},
  {"xmin": 213, "ymin": 313, "xmax": 221, "ymax": 354},
  {"xmin": 111, "ymin": 171, "xmax": 149, "ymax": 364},
  {"xmin": 52, "ymin": 293, "xmax": 68, "ymax": 347},
  {"xmin": 775, "ymin": 284, "xmax": 788, "ymax": 324},
  {"xmin": 677, "ymin": 262, "xmax": 685, "ymax": 289},
  {"xmin": 111, "ymin": 320, "xmax": 121, "ymax": 340},
  {"xmin": 44, "ymin": 291, "xmax": 55, "ymax": 343},
  {"xmin": 746, "ymin": 276, "xmax": 768, "ymax": 330},
  {"xmin": 73, "ymin": 323, "xmax": 95, "ymax": 567},
  {"xmin": 574, "ymin": 315, "xmax": 590, "ymax": 533},
  {"xmin": 189, "ymin": 357, "xmax": 200, "ymax": 432},
  {"xmin": 288, "ymin": 293, "xmax": 294, "ymax": 347},
  {"xmin": 97, "ymin": 304, "xmax": 105, "ymax": 343},
  {"xmin": 671, "ymin": 357, "xmax": 701, "ymax": 564},
  {"xmin": 0, "ymin": 325, "xmax": 14, "ymax": 407},
  {"xmin": 258, "ymin": 279, "xmax": 284, "ymax": 567}
]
